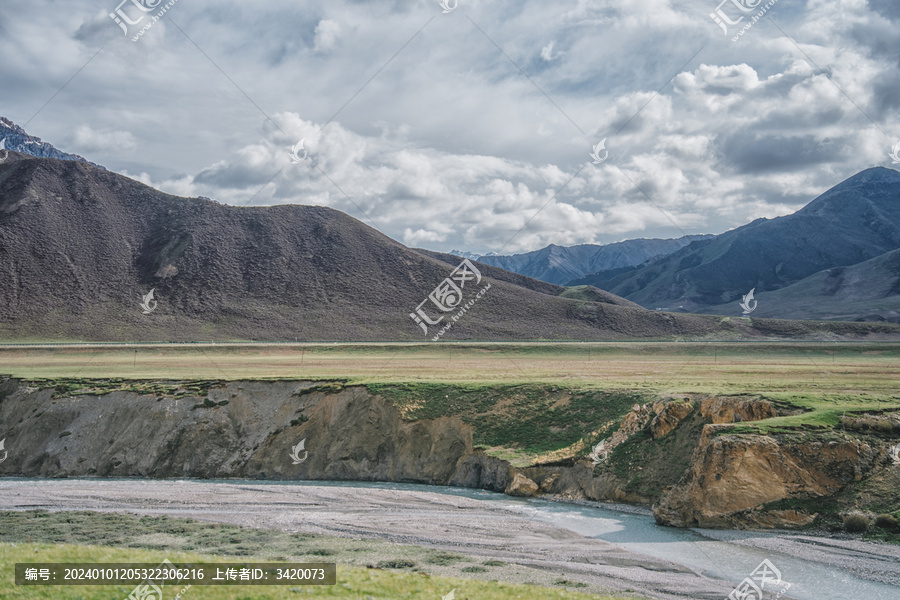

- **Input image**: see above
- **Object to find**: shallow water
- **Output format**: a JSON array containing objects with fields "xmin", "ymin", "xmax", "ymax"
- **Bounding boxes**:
[{"xmin": 269, "ymin": 479, "xmax": 898, "ymax": 600}]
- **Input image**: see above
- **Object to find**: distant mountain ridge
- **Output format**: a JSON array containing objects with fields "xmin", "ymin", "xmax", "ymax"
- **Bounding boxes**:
[
  {"xmin": 450, "ymin": 235, "xmax": 712, "ymax": 285},
  {"xmin": 449, "ymin": 249, "xmax": 498, "ymax": 261},
  {"xmin": 3, "ymin": 116, "xmax": 899, "ymax": 330},
  {"xmin": 0, "ymin": 117, "xmax": 103, "ymax": 169},
  {"xmin": 578, "ymin": 167, "xmax": 900, "ymax": 315}
]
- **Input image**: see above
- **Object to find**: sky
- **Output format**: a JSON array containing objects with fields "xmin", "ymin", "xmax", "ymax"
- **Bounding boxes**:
[{"xmin": 1, "ymin": 0, "xmax": 899, "ymax": 255}]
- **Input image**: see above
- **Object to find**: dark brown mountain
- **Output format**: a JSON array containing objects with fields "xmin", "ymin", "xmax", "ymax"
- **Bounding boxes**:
[{"xmin": 1, "ymin": 153, "xmax": 898, "ymax": 341}]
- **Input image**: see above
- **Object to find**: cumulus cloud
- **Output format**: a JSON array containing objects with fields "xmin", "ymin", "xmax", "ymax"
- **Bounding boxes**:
[
  {"xmin": 71, "ymin": 125, "xmax": 137, "ymax": 153},
  {"xmin": 1, "ymin": 0, "xmax": 897, "ymax": 254},
  {"xmin": 313, "ymin": 19, "xmax": 341, "ymax": 53}
]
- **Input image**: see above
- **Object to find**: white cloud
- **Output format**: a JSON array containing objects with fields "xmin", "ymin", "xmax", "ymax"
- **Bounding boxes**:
[
  {"xmin": 71, "ymin": 125, "xmax": 137, "ymax": 153},
  {"xmin": 540, "ymin": 41, "xmax": 559, "ymax": 61},
  {"xmin": 0, "ymin": 0, "xmax": 897, "ymax": 255},
  {"xmin": 403, "ymin": 227, "xmax": 447, "ymax": 246},
  {"xmin": 313, "ymin": 19, "xmax": 341, "ymax": 53}
]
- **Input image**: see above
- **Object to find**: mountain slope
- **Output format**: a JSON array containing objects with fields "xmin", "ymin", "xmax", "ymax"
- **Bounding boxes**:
[
  {"xmin": 599, "ymin": 167, "xmax": 900, "ymax": 311},
  {"xmin": 0, "ymin": 117, "xmax": 103, "ymax": 169},
  {"xmin": 0, "ymin": 152, "xmax": 755, "ymax": 342},
  {"xmin": 699, "ymin": 247, "xmax": 900, "ymax": 322},
  {"xmin": 455, "ymin": 236, "xmax": 711, "ymax": 285}
]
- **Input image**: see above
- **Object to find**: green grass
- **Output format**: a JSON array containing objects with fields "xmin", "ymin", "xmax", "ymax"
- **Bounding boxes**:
[
  {"xmin": 423, "ymin": 551, "xmax": 471, "ymax": 566},
  {"xmin": 369, "ymin": 383, "xmax": 646, "ymax": 453},
  {"xmin": 602, "ymin": 411, "xmax": 707, "ymax": 501},
  {"xmin": 722, "ymin": 392, "xmax": 900, "ymax": 435}
]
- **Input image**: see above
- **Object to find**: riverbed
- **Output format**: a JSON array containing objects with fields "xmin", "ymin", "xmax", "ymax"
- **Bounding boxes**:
[{"xmin": 1, "ymin": 478, "xmax": 898, "ymax": 600}]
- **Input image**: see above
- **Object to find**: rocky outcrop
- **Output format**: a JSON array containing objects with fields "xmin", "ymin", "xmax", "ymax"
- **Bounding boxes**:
[
  {"xmin": 649, "ymin": 399, "xmax": 694, "ymax": 439},
  {"xmin": 840, "ymin": 413, "xmax": 900, "ymax": 434},
  {"xmin": 699, "ymin": 396, "xmax": 777, "ymax": 424},
  {"xmin": 590, "ymin": 403, "xmax": 655, "ymax": 457},
  {"xmin": 518, "ymin": 463, "xmax": 655, "ymax": 504},
  {"xmin": 505, "ymin": 472, "xmax": 539, "ymax": 497},
  {"xmin": 449, "ymin": 453, "xmax": 514, "ymax": 492},
  {"xmin": 654, "ymin": 430, "xmax": 882, "ymax": 528}
]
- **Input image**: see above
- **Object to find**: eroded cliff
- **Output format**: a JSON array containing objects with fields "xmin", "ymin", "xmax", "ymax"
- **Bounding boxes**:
[
  {"xmin": 1, "ymin": 376, "xmax": 897, "ymax": 532},
  {"xmin": 0, "ymin": 378, "xmax": 509, "ymax": 491}
]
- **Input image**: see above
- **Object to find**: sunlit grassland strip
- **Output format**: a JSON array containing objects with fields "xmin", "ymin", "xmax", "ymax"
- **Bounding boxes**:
[{"xmin": 1, "ymin": 343, "xmax": 898, "ymax": 395}]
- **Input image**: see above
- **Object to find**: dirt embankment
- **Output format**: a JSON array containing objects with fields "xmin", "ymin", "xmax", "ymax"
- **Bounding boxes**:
[
  {"xmin": 0, "ymin": 378, "xmax": 510, "ymax": 491},
  {"xmin": 647, "ymin": 400, "xmax": 899, "ymax": 529},
  {"xmin": 505, "ymin": 396, "xmax": 897, "ymax": 530},
  {"xmin": 1, "ymin": 377, "xmax": 897, "ymax": 530},
  {"xmin": 653, "ymin": 430, "xmax": 883, "ymax": 528}
]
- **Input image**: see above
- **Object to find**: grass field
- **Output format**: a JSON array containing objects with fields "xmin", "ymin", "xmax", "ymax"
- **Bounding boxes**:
[
  {"xmin": 0, "ymin": 512, "xmax": 626, "ymax": 600},
  {"xmin": 2, "ymin": 342, "xmax": 900, "ymax": 395}
]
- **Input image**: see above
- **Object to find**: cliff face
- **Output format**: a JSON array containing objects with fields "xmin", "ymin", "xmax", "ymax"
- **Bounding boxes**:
[
  {"xmin": 653, "ymin": 430, "xmax": 883, "ymax": 528},
  {"xmin": 0, "ymin": 378, "xmax": 507, "ymax": 491},
  {"xmin": 520, "ymin": 396, "xmax": 897, "ymax": 529},
  {"xmin": 1, "ymin": 377, "xmax": 896, "ymax": 530}
]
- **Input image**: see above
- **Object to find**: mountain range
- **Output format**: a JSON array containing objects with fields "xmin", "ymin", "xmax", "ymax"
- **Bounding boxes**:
[
  {"xmin": 0, "ymin": 150, "xmax": 717, "ymax": 341},
  {"xmin": 699, "ymin": 247, "xmax": 900, "ymax": 322},
  {"xmin": 2, "ymin": 114, "xmax": 899, "ymax": 336},
  {"xmin": 2, "ymin": 150, "xmax": 896, "ymax": 341},
  {"xmin": 582, "ymin": 167, "xmax": 900, "ymax": 319},
  {"xmin": 448, "ymin": 235, "xmax": 711, "ymax": 286},
  {"xmin": 464, "ymin": 167, "xmax": 900, "ymax": 322}
]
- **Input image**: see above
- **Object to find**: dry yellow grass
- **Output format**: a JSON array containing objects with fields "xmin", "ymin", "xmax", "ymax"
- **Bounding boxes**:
[{"xmin": 0, "ymin": 342, "xmax": 898, "ymax": 395}]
